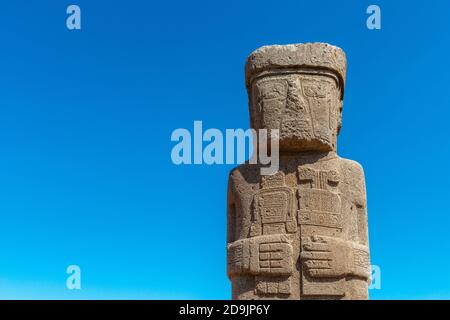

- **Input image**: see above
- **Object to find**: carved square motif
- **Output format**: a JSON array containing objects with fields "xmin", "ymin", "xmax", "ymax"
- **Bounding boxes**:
[
  {"xmin": 255, "ymin": 188, "xmax": 293, "ymax": 224},
  {"xmin": 298, "ymin": 189, "xmax": 342, "ymax": 229}
]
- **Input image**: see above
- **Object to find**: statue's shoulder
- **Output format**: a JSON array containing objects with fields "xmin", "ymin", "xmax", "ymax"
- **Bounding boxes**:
[
  {"xmin": 337, "ymin": 157, "xmax": 367, "ymax": 203},
  {"xmin": 228, "ymin": 163, "xmax": 261, "ymax": 182},
  {"xmin": 337, "ymin": 157, "xmax": 365, "ymax": 178},
  {"xmin": 227, "ymin": 164, "xmax": 264, "ymax": 200}
]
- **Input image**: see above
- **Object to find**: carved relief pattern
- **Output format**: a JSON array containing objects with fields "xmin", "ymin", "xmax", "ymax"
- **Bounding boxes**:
[{"xmin": 298, "ymin": 167, "xmax": 342, "ymax": 230}]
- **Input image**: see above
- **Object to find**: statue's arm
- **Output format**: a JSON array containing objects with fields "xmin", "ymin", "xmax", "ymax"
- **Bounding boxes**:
[
  {"xmin": 351, "ymin": 161, "xmax": 369, "ymax": 246},
  {"xmin": 346, "ymin": 161, "xmax": 371, "ymax": 280},
  {"xmin": 227, "ymin": 172, "xmax": 246, "ymax": 278},
  {"xmin": 226, "ymin": 173, "xmax": 236, "ymax": 245}
]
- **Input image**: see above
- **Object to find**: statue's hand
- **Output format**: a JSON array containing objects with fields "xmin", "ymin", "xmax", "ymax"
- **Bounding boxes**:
[
  {"xmin": 255, "ymin": 238, "xmax": 293, "ymax": 276},
  {"xmin": 301, "ymin": 235, "xmax": 347, "ymax": 278},
  {"xmin": 301, "ymin": 235, "xmax": 370, "ymax": 280},
  {"xmin": 227, "ymin": 235, "xmax": 293, "ymax": 277}
]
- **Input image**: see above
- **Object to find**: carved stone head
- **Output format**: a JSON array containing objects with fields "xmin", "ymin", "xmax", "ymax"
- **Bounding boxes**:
[{"xmin": 245, "ymin": 43, "xmax": 347, "ymax": 152}]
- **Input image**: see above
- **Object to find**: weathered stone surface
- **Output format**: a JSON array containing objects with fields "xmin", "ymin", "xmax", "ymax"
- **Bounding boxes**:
[{"xmin": 227, "ymin": 43, "xmax": 371, "ymax": 300}]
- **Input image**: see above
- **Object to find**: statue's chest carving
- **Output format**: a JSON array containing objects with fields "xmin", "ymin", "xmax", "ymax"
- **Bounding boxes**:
[
  {"xmin": 297, "ymin": 167, "xmax": 342, "ymax": 230},
  {"xmin": 247, "ymin": 163, "xmax": 344, "ymax": 239},
  {"xmin": 250, "ymin": 172, "xmax": 297, "ymax": 237}
]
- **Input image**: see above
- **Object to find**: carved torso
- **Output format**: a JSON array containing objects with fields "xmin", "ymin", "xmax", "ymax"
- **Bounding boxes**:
[{"xmin": 227, "ymin": 153, "xmax": 370, "ymax": 300}]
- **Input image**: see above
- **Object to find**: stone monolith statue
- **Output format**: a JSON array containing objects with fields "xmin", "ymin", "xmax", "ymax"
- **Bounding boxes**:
[{"xmin": 227, "ymin": 43, "xmax": 371, "ymax": 300}]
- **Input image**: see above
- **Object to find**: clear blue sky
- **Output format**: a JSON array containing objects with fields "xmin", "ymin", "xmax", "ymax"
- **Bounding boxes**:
[{"xmin": 0, "ymin": 0, "xmax": 449, "ymax": 299}]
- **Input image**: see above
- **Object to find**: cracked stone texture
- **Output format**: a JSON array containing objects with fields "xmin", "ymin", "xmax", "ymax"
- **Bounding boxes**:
[{"xmin": 227, "ymin": 43, "xmax": 371, "ymax": 300}]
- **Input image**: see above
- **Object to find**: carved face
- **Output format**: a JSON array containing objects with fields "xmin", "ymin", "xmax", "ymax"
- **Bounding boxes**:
[{"xmin": 249, "ymin": 72, "xmax": 342, "ymax": 152}]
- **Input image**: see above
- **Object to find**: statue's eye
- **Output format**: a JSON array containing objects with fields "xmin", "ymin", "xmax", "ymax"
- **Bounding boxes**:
[
  {"xmin": 303, "ymin": 84, "xmax": 326, "ymax": 98},
  {"xmin": 257, "ymin": 80, "xmax": 288, "ymax": 100}
]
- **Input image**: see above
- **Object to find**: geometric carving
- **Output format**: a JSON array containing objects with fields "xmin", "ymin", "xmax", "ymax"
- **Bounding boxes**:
[
  {"xmin": 353, "ymin": 248, "xmax": 371, "ymax": 274},
  {"xmin": 250, "ymin": 172, "xmax": 297, "ymax": 238},
  {"xmin": 298, "ymin": 167, "xmax": 342, "ymax": 229},
  {"xmin": 254, "ymin": 187, "xmax": 297, "ymax": 234},
  {"xmin": 298, "ymin": 189, "xmax": 342, "ymax": 229},
  {"xmin": 257, "ymin": 190, "xmax": 290, "ymax": 224},
  {"xmin": 253, "ymin": 79, "xmax": 288, "ymax": 131},
  {"xmin": 256, "ymin": 276, "xmax": 291, "ymax": 295},
  {"xmin": 298, "ymin": 167, "xmax": 341, "ymax": 189}
]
